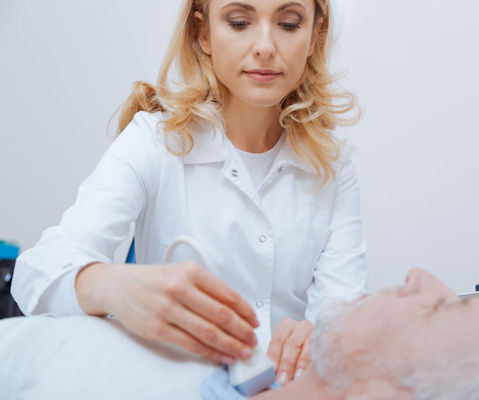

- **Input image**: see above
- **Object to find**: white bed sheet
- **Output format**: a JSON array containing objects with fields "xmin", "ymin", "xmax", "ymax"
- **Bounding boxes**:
[{"xmin": 0, "ymin": 314, "xmax": 217, "ymax": 400}]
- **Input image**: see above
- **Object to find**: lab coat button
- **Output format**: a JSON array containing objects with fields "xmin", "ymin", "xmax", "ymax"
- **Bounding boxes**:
[
  {"xmin": 256, "ymin": 300, "xmax": 263, "ymax": 309},
  {"xmin": 258, "ymin": 234, "xmax": 267, "ymax": 243},
  {"xmin": 231, "ymin": 169, "xmax": 239, "ymax": 177},
  {"xmin": 278, "ymin": 166, "xmax": 284, "ymax": 173}
]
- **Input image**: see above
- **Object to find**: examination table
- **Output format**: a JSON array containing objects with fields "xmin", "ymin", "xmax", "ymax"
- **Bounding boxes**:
[{"xmin": 0, "ymin": 314, "xmax": 217, "ymax": 399}]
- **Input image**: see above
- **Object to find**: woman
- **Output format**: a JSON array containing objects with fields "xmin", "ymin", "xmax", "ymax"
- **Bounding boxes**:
[{"xmin": 12, "ymin": 0, "xmax": 367, "ymax": 388}]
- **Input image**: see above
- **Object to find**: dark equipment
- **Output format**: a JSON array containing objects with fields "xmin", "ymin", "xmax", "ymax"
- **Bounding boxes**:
[{"xmin": 0, "ymin": 242, "xmax": 24, "ymax": 319}]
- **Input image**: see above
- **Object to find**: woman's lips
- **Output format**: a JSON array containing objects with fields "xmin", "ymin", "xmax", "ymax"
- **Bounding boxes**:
[{"xmin": 244, "ymin": 71, "xmax": 281, "ymax": 82}]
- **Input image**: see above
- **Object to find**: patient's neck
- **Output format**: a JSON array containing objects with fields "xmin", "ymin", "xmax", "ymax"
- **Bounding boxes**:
[
  {"xmin": 270, "ymin": 367, "xmax": 413, "ymax": 400},
  {"xmin": 343, "ymin": 377, "xmax": 413, "ymax": 400},
  {"xmin": 301, "ymin": 366, "xmax": 337, "ymax": 400},
  {"xmin": 278, "ymin": 366, "xmax": 338, "ymax": 400}
]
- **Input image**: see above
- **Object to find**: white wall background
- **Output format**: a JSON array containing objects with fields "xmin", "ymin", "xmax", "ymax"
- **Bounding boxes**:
[{"xmin": 1, "ymin": 0, "xmax": 478, "ymax": 294}]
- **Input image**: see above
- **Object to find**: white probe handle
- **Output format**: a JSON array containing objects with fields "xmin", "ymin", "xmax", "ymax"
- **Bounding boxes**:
[{"xmin": 164, "ymin": 236, "xmax": 276, "ymax": 395}]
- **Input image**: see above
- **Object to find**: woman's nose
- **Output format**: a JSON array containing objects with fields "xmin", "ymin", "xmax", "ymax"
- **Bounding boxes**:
[{"xmin": 252, "ymin": 26, "xmax": 275, "ymax": 58}]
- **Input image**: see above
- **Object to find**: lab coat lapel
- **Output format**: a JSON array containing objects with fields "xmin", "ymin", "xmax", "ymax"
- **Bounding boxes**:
[
  {"xmin": 180, "ymin": 119, "xmax": 316, "ymax": 209},
  {"xmin": 259, "ymin": 132, "xmax": 316, "ymax": 193},
  {"xmin": 272, "ymin": 133, "xmax": 316, "ymax": 174},
  {"xmin": 181, "ymin": 119, "xmax": 314, "ymax": 173},
  {"xmin": 182, "ymin": 119, "xmax": 265, "ymax": 212},
  {"xmin": 221, "ymin": 147, "xmax": 264, "ymax": 213}
]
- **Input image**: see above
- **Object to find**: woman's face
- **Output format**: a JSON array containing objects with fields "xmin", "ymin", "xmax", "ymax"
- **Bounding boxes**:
[{"xmin": 196, "ymin": 0, "xmax": 320, "ymax": 108}]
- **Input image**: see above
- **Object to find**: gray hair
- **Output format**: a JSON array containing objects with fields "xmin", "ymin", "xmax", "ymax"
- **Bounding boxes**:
[
  {"xmin": 311, "ymin": 298, "xmax": 367, "ymax": 394},
  {"xmin": 399, "ymin": 355, "xmax": 479, "ymax": 400},
  {"xmin": 310, "ymin": 296, "xmax": 479, "ymax": 399}
]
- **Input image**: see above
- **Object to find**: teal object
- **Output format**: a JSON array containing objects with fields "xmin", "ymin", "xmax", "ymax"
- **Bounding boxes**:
[
  {"xmin": 126, "ymin": 239, "xmax": 136, "ymax": 263},
  {"xmin": 0, "ymin": 241, "xmax": 19, "ymax": 259}
]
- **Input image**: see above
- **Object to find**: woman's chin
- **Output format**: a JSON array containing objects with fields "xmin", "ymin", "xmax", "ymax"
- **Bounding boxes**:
[{"xmin": 236, "ymin": 93, "xmax": 284, "ymax": 109}]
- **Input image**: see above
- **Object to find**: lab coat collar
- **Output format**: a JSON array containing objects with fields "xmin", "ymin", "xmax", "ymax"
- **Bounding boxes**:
[
  {"xmin": 273, "ymin": 132, "xmax": 316, "ymax": 174},
  {"xmin": 180, "ymin": 119, "xmax": 228, "ymax": 165},
  {"xmin": 181, "ymin": 118, "xmax": 315, "ymax": 174}
]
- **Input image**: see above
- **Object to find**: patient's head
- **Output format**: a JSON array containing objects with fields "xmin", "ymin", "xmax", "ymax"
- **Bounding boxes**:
[{"xmin": 313, "ymin": 268, "xmax": 479, "ymax": 399}]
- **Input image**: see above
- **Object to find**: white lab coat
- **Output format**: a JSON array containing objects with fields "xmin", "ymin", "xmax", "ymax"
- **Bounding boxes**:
[{"xmin": 12, "ymin": 111, "xmax": 367, "ymax": 352}]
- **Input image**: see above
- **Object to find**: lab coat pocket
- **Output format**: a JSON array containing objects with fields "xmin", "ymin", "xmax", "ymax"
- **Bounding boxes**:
[
  {"xmin": 290, "ymin": 222, "xmax": 330, "ymax": 294},
  {"xmin": 297, "ymin": 221, "xmax": 330, "ymax": 265}
]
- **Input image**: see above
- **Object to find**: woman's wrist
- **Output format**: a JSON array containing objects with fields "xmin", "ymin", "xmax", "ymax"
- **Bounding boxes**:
[{"xmin": 75, "ymin": 262, "xmax": 114, "ymax": 316}]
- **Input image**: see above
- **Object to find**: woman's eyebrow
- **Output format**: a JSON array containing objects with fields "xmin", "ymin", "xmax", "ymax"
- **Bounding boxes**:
[{"xmin": 221, "ymin": 1, "xmax": 307, "ymax": 12}]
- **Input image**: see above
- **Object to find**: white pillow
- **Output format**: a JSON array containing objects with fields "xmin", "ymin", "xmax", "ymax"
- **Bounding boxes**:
[{"xmin": 0, "ymin": 315, "xmax": 216, "ymax": 400}]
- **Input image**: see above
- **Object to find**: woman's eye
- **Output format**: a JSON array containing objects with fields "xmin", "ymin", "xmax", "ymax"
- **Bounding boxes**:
[
  {"xmin": 280, "ymin": 22, "xmax": 300, "ymax": 32},
  {"xmin": 228, "ymin": 21, "xmax": 249, "ymax": 31},
  {"xmin": 227, "ymin": 21, "xmax": 301, "ymax": 32}
]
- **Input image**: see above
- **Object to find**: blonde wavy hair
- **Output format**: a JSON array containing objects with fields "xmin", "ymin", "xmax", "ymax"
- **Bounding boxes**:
[{"xmin": 116, "ymin": 0, "xmax": 358, "ymax": 185}]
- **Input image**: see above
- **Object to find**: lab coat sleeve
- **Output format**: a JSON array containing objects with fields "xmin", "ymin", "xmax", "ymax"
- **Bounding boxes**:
[
  {"xmin": 11, "ymin": 111, "xmax": 161, "ymax": 316},
  {"xmin": 304, "ymin": 156, "xmax": 368, "ymax": 324}
]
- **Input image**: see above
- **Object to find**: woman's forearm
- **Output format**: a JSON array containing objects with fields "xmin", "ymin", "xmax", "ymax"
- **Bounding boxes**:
[{"xmin": 75, "ymin": 262, "xmax": 114, "ymax": 316}]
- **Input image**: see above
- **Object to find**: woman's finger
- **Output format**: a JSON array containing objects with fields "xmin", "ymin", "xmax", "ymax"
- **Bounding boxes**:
[
  {"xmin": 275, "ymin": 320, "xmax": 313, "ymax": 386},
  {"xmin": 276, "ymin": 329, "xmax": 304, "ymax": 386},
  {"xmin": 113, "ymin": 289, "xmax": 237, "ymax": 364},
  {"xmin": 173, "ymin": 284, "xmax": 258, "ymax": 347},
  {"xmin": 267, "ymin": 318, "xmax": 295, "ymax": 371},
  {"xmin": 193, "ymin": 266, "xmax": 259, "ymax": 329},
  {"xmin": 293, "ymin": 335, "xmax": 312, "ymax": 380},
  {"xmin": 149, "ymin": 319, "xmax": 237, "ymax": 365},
  {"xmin": 162, "ymin": 299, "xmax": 255, "ymax": 361}
]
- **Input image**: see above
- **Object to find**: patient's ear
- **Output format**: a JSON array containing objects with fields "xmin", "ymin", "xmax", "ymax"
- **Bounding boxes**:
[{"xmin": 344, "ymin": 378, "xmax": 413, "ymax": 400}]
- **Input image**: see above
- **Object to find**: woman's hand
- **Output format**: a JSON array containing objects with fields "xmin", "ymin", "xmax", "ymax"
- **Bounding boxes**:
[
  {"xmin": 76, "ymin": 261, "xmax": 259, "ymax": 364},
  {"xmin": 267, "ymin": 318, "xmax": 313, "ymax": 386}
]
